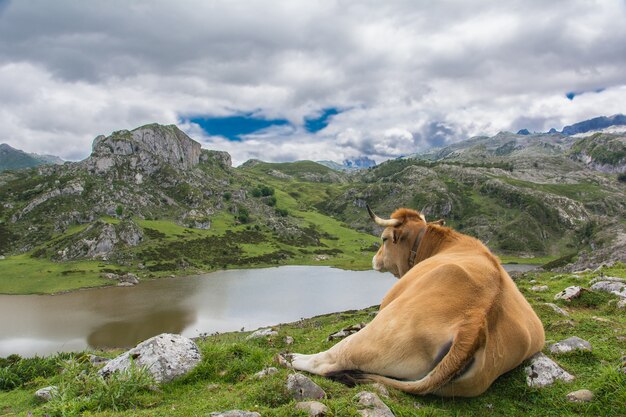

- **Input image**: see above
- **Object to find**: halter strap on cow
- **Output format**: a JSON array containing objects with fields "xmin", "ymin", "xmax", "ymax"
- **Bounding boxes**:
[{"xmin": 408, "ymin": 226, "xmax": 427, "ymax": 268}]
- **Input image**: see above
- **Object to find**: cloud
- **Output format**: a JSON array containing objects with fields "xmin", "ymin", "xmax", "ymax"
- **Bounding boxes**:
[{"xmin": 0, "ymin": 0, "xmax": 625, "ymax": 163}]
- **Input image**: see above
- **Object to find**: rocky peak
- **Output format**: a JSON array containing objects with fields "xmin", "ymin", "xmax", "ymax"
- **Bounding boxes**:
[{"xmin": 87, "ymin": 124, "xmax": 201, "ymax": 174}]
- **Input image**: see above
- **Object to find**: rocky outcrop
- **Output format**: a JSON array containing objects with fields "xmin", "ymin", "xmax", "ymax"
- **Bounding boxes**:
[
  {"xmin": 12, "ymin": 179, "xmax": 84, "ymax": 221},
  {"xmin": 34, "ymin": 386, "xmax": 58, "ymax": 401},
  {"xmin": 201, "ymin": 149, "xmax": 232, "ymax": 169},
  {"xmin": 86, "ymin": 124, "xmax": 201, "ymax": 175},
  {"xmin": 52, "ymin": 220, "xmax": 143, "ymax": 260},
  {"xmin": 99, "ymin": 333, "xmax": 201, "ymax": 383}
]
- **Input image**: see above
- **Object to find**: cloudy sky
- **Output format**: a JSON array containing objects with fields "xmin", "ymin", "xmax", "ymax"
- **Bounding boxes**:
[{"xmin": 1, "ymin": 0, "xmax": 625, "ymax": 165}]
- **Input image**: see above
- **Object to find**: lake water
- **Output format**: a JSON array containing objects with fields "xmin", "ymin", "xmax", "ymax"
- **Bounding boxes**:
[{"xmin": 0, "ymin": 264, "xmax": 535, "ymax": 357}]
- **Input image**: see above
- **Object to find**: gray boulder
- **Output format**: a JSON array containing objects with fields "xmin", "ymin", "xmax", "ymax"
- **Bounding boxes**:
[
  {"xmin": 590, "ymin": 281, "xmax": 626, "ymax": 298},
  {"xmin": 525, "ymin": 352, "xmax": 575, "ymax": 387},
  {"xmin": 549, "ymin": 336, "xmax": 592, "ymax": 354},
  {"xmin": 286, "ymin": 373, "xmax": 326, "ymax": 401},
  {"xmin": 554, "ymin": 286, "xmax": 585, "ymax": 301},
  {"xmin": 354, "ymin": 391, "xmax": 395, "ymax": 417},
  {"xmin": 34, "ymin": 386, "xmax": 58, "ymax": 401},
  {"xmin": 295, "ymin": 401, "xmax": 329, "ymax": 416},
  {"xmin": 99, "ymin": 333, "xmax": 201, "ymax": 383}
]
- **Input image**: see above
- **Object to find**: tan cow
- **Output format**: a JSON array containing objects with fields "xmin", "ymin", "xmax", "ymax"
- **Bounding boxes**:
[{"xmin": 280, "ymin": 206, "xmax": 544, "ymax": 397}]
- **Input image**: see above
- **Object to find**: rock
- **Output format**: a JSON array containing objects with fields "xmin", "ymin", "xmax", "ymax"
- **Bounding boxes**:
[
  {"xmin": 295, "ymin": 401, "xmax": 329, "ymax": 416},
  {"xmin": 543, "ymin": 303, "xmax": 570, "ymax": 317},
  {"xmin": 554, "ymin": 286, "xmax": 585, "ymax": 301},
  {"xmin": 531, "ymin": 285, "xmax": 549, "ymax": 292},
  {"xmin": 0, "ymin": 255, "xmax": 5, "ymax": 260},
  {"xmin": 284, "ymin": 336, "xmax": 294, "ymax": 345},
  {"xmin": 286, "ymin": 373, "xmax": 326, "ymax": 401},
  {"xmin": 619, "ymin": 356, "xmax": 626, "ymax": 374},
  {"xmin": 354, "ymin": 391, "xmax": 395, "ymax": 417},
  {"xmin": 314, "ymin": 254, "xmax": 329, "ymax": 261},
  {"xmin": 99, "ymin": 333, "xmax": 201, "ymax": 383},
  {"xmin": 34, "ymin": 386, "xmax": 58, "ymax": 401},
  {"xmin": 254, "ymin": 367, "xmax": 278, "ymax": 379},
  {"xmin": 120, "ymin": 273, "xmax": 140, "ymax": 285},
  {"xmin": 566, "ymin": 389, "xmax": 594, "ymax": 402},
  {"xmin": 525, "ymin": 352, "xmax": 575, "ymax": 387},
  {"xmin": 247, "ymin": 328, "xmax": 278, "ymax": 340},
  {"xmin": 549, "ymin": 336, "xmax": 592, "ymax": 354},
  {"xmin": 209, "ymin": 411, "xmax": 260, "ymax": 417},
  {"xmin": 327, "ymin": 323, "xmax": 367, "ymax": 341},
  {"xmin": 589, "ymin": 276, "xmax": 625, "ymax": 285},
  {"xmin": 617, "ymin": 299, "xmax": 626, "ymax": 309},
  {"xmin": 372, "ymin": 383, "xmax": 390, "ymax": 398},
  {"xmin": 88, "ymin": 354, "xmax": 110, "ymax": 366},
  {"xmin": 590, "ymin": 281, "xmax": 626, "ymax": 298}
]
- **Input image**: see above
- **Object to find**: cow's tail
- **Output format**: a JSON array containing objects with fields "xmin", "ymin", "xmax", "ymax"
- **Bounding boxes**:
[{"xmin": 334, "ymin": 319, "xmax": 485, "ymax": 395}]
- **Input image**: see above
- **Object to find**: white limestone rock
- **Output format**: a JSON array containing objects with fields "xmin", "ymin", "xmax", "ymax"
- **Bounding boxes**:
[
  {"xmin": 525, "ymin": 352, "xmax": 575, "ymax": 388},
  {"xmin": 99, "ymin": 333, "xmax": 201, "ymax": 384}
]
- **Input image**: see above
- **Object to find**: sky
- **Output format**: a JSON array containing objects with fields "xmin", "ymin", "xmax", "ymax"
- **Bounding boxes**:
[{"xmin": 0, "ymin": 0, "xmax": 625, "ymax": 166}]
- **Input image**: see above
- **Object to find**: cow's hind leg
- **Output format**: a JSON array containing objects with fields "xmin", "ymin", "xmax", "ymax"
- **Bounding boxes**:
[{"xmin": 279, "ymin": 350, "xmax": 344, "ymax": 376}]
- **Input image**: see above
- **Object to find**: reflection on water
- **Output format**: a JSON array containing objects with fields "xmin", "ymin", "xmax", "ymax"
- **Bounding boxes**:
[
  {"xmin": 87, "ymin": 309, "xmax": 196, "ymax": 348},
  {"xmin": 0, "ymin": 266, "xmax": 397, "ymax": 357}
]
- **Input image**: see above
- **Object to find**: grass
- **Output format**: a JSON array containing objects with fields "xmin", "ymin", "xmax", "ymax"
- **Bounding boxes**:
[
  {"xmin": 0, "ymin": 254, "xmax": 114, "ymax": 294},
  {"xmin": 1, "ymin": 265, "xmax": 624, "ymax": 416}
]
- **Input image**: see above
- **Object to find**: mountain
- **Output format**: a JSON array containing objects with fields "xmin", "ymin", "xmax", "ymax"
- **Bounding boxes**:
[
  {"xmin": 561, "ymin": 114, "xmax": 626, "ymax": 135},
  {"xmin": 0, "ymin": 143, "xmax": 63, "ymax": 172},
  {"xmin": 317, "ymin": 156, "xmax": 376, "ymax": 171},
  {"xmin": 1, "ymin": 121, "xmax": 625, "ymax": 293}
]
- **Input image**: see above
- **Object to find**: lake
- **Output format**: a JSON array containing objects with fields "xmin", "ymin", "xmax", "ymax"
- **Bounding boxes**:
[{"xmin": 0, "ymin": 264, "xmax": 536, "ymax": 357}]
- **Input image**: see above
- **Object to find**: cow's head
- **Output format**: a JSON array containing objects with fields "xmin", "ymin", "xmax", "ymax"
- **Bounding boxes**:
[{"xmin": 368, "ymin": 205, "xmax": 437, "ymax": 278}]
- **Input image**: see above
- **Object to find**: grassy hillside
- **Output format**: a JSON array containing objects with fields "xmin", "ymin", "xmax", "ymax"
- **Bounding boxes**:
[{"xmin": 1, "ymin": 266, "xmax": 624, "ymax": 416}]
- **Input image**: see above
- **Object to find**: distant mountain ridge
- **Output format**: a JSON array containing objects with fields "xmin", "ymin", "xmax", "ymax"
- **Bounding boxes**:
[{"xmin": 0, "ymin": 143, "xmax": 63, "ymax": 172}]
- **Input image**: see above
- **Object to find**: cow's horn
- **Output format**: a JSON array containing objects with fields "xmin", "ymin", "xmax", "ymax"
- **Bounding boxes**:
[{"xmin": 366, "ymin": 204, "xmax": 402, "ymax": 227}]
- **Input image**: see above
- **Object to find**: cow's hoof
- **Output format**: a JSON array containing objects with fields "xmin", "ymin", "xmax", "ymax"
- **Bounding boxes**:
[{"xmin": 275, "ymin": 352, "xmax": 295, "ymax": 368}]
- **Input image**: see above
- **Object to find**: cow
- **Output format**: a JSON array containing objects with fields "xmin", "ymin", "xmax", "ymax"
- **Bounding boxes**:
[{"xmin": 279, "ymin": 206, "xmax": 544, "ymax": 397}]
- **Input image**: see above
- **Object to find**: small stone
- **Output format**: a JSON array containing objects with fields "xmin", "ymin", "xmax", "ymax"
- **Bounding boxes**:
[
  {"xmin": 531, "ymin": 285, "xmax": 549, "ymax": 292},
  {"xmin": 295, "ymin": 401, "xmax": 329, "ymax": 416},
  {"xmin": 554, "ymin": 286, "xmax": 584, "ymax": 301},
  {"xmin": 284, "ymin": 336, "xmax": 294, "ymax": 345},
  {"xmin": 372, "ymin": 382, "xmax": 390, "ymax": 398},
  {"xmin": 354, "ymin": 391, "xmax": 395, "ymax": 417},
  {"xmin": 209, "ymin": 411, "xmax": 261, "ymax": 417},
  {"xmin": 327, "ymin": 323, "xmax": 366, "ymax": 341},
  {"xmin": 254, "ymin": 367, "xmax": 278, "ymax": 379},
  {"xmin": 617, "ymin": 299, "xmax": 626, "ymax": 309},
  {"xmin": 590, "ymin": 281, "xmax": 626, "ymax": 298},
  {"xmin": 34, "ymin": 386, "xmax": 58, "ymax": 401},
  {"xmin": 543, "ymin": 303, "xmax": 570, "ymax": 317},
  {"xmin": 207, "ymin": 383, "xmax": 219, "ymax": 390},
  {"xmin": 592, "ymin": 316, "xmax": 613, "ymax": 323},
  {"xmin": 247, "ymin": 328, "xmax": 278, "ymax": 340},
  {"xmin": 286, "ymin": 373, "xmax": 326, "ymax": 401},
  {"xmin": 88, "ymin": 354, "xmax": 110, "ymax": 366},
  {"xmin": 529, "ymin": 279, "xmax": 537, "ymax": 283},
  {"xmin": 566, "ymin": 389, "xmax": 594, "ymax": 403},
  {"xmin": 525, "ymin": 352, "xmax": 575, "ymax": 388},
  {"xmin": 549, "ymin": 336, "xmax": 592, "ymax": 354}
]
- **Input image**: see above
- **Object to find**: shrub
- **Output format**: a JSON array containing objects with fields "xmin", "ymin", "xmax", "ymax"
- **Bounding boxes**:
[
  {"xmin": 115, "ymin": 205, "xmax": 123, "ymax": 216},
  {"xmin": 0, "ymin": 355, "xmax": 62, "ymax": 391}
]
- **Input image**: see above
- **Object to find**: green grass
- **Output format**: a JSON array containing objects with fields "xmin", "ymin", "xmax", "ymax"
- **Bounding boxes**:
[
  {"xmin": 1, "ymin": 265, "xmax": 624, "ymax": 416},
  {"xmin": 0, "ymin": 254, "xmax": 114, "ymax": 294}
]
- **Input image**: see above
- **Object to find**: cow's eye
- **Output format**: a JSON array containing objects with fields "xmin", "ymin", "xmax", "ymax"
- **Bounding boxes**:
[{"xmin": 382, "ymin": 237, "xmax": 388, "ymax": 243}]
